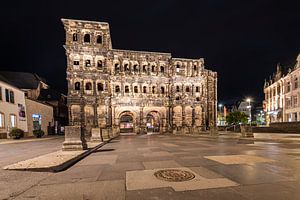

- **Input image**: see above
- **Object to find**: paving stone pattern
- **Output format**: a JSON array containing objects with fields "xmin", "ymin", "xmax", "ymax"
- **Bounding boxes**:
[{"xmin": 2, "ymin": 135, "xmax": 300, "ymax": 199}]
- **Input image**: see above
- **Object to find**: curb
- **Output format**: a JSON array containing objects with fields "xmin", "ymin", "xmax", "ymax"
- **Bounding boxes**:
[
  {"xmin": 0, "ymin": 136, "xmax": 64, "ymax": 145},
  {"xmin": 6, "ymin": 135, "xmax": 120, "ymax": 173},
  {"xmin": 52, "ymin": 135, "xmax": 119, "ymax": 172}
]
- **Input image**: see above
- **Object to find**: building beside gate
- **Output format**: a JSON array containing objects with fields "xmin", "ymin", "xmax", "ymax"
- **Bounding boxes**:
[
  {"xmin": 264, "ymin": 53, "xmax": 300, "ymax": 124},
  {"xmin": 62, "ymin": 18, "xmax": 217, "ymax": 135},
  {"xmin": 0, "ymin": 77, "xmax": 28, "ymax": 138}
]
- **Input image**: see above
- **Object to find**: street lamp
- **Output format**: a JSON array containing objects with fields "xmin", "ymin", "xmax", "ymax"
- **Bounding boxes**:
[
  {"xmin": 218, "ymin": 104, "xmax": 223, "ymax": 126},
  {"xmin": 246, "ymin": 98, "xmax": 251, "ymax": 125}
]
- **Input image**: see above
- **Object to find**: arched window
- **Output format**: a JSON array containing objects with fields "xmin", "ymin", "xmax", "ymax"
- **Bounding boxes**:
[
  {"xmin": 143, "ymin": 65, "xmax": 147, "ymax": 72},
  {"xmin": 161, "ymin": 87, "xmax": 165, "ymax": 94},
  {"xmin": 160, "ymin": 66, "xmax": 164, "ymax": 73},
  {"xmin": 97, "ymin": 83, "xmax": 104, "ymax": 91},
  {"xmin": 115, "ymin": 63, "xmax": 120, "ymax": 72},
  {"xmin": 75, "ymin": 82, "xmax": 80, "ymax": 90},
  {"xmin": 84, "ymin": 34, "xmax": 90, "ymax": 43},
  {"xmin": 194, "ymin": 65, "xmax": 197, "ymax": 71},
  {"xmin": 134, "ymin": 86, "xmax": 138, "ymax": 93},
  {"xmin": 176, "ymin": 64, "xmax": 180, "ymax": 72},
  {"xmin": 115, "ymin": 85, "xmax": 120, "ymax": 93},
  {"xmin": 133, "ymin": 64, "xmax": 139, "ymax": 72},
  {"xmin": 72, "ymin": 33, "xmax": 78, "ymax": 41},
  {"xmin": 152, "ymin": 86, "xmax": 156, "ymax": 94},
  {"xmin": 186, "ymin": 87, "xmax": 190, "ymax": 92},
  {"xmin": 152, "ymin": 65, "xmax": 155, "ymax": 72},
  {"xmin": 125, "ymin": 86, "xmax": 129, "ymax": 93},
  {"xmin": 176, "ymin": 96, "xmax": 180, "ymax": 100},
  {"xmin": 196, "ymin": 86, "xmax": 200, "ymax": 92},
  {"xmin": 97, "ymin": 60, "xmax": 103, "ymax": 69},
  {"xmin": 196, "ymin": 97, "xmax": 200, "ymax": 101},
  {"xmin": 85, "ymin": 82, "xmax": 92, "ymax": 90},
  {"xmin": 124, "ymin": 64, "xmax": 129, "ymax": 71},
  {"xmin": 96, "ymin": 35, "xmax": 102, "ymax": 44},
  {"xmin": 176, "ymin": 86, "xmax": 180, "ymax": 92},
  {"xmin": 143, "ymin": 86, "xmax": 147, "ymax": 93},
  {"xmin": 85, "ymin": 60, "xmax": 91, "ymax": 67}
]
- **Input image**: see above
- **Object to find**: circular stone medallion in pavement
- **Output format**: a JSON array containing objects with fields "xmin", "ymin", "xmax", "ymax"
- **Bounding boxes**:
[{"xmin": 154, "ymin": 169, "xmax": 195, "ymax": 182}]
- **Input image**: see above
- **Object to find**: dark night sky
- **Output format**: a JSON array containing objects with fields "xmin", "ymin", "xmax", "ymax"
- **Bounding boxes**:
[{"xmin": 0, "ymin": 0, "xmax": 299, "ymax": 104}]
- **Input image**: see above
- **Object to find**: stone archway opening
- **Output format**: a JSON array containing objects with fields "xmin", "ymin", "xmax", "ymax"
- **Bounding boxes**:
[
  {"xmin": 119, "ymin": 112, "xmax": 134, "ymax": 133},
  {"xmin": 146, "ymin": 111, "xmax": 160, "ymax": 133}
]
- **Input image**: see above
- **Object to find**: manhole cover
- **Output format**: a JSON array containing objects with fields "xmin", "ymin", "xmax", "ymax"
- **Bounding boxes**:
[{"xmin": 154, "ymin": 169, "xmax": 195, "ymax": 182}]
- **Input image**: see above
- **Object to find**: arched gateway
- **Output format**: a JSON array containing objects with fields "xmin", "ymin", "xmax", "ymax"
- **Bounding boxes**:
[
  {"xmin": 146, "ymin": 111, "xmax": 161, "ymax": 133},
  {"xmin": 119, "ymin": 111, "xmax": 135, "ymax": 133}
]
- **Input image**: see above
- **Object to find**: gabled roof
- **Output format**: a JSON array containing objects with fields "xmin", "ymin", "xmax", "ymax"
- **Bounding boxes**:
[
  {"xmin": 0, "ymin": 71, "xmax": 46, "ymax": 89},
  {"xmin": 38, "ymin": 88, "xmax": 63, "ymax": 101}
]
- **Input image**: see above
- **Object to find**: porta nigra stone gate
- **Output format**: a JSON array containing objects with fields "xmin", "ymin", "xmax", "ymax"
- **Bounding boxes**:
[{"xmin": 62, "ymin": 19, "xmax": 217, "ymax": 137}]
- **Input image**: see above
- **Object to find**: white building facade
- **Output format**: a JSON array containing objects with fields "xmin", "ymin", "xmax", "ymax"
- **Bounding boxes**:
[
  {"xmin": 264, "ymin": 53, "xmax": 300, "ymax": 124},
  {"xmin": 0, "ymin": 80, "xmax": 28, "ymax": 138}
]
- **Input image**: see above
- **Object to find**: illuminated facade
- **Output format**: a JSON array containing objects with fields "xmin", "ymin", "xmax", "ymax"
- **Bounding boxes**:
[
  {"xmin": 62, "ymin": 19, "xmax": 217, "ymax": 135},
  {"xmin": 264, "ymin": 53, "xmax": 300, "ymax": 124}
]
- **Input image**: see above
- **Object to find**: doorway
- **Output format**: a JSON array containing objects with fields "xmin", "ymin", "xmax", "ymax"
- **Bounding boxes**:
[
  {"xmin": 120, "ymin": 113, "xmax": 134, "ymax": 133},
  {"xmin": 146, "ymin": 111, "xmax": 160, "ymax": 133}
]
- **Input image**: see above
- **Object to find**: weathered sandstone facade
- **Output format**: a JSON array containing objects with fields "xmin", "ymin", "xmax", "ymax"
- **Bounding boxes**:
[{"xmin": 62, "ymin": 19, "xmax": 217, "ymax": 135}]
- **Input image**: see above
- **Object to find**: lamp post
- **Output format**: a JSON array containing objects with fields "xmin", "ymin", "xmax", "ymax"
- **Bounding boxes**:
[
  {"xmin": 246, "ymin": 98, "xmax": 251, "ymax": 125},
  {"xmin": 218, "ymin": 104, "xmax": 223, "ymax": 126}
]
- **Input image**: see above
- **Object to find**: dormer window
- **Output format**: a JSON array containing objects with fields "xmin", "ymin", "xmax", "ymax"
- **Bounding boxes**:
[
  {"xmin": 72, "ymin": 33, "xmax": 78, "ymax": 41},
  {"xmin": 96, "ymin": 35, "xmax": 102, "ymax": 44},
  {"xmin": 85, "ymin": 60, "xmax": 91, "ymax": 67},
  {"xmin": 84, "ymin": 34, "xmax": 90, "ymax": 43}
]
